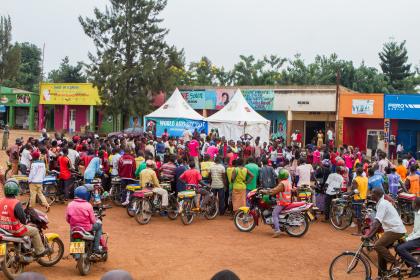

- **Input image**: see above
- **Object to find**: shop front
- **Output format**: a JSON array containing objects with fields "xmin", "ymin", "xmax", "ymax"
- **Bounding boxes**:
[
  {"xmin": 39, "ymin": 83, "xmax": 101, "ymax": 133},
  {"xmin": 385, "ymin": 94, "xmax": 420, "ymax": 157},
  {"xmin": 0, "ymin": 86, "xmax": 38, "ymax": 130},
  {"xmin": 338, "ymin": 91, "xmax": 389, "ymax": 156}
]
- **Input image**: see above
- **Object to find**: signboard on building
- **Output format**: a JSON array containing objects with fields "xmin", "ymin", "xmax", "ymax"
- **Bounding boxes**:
[
  {"xmin": 144, "ymin": 117, "xmax": 208, "ymax": 137},
  {"xmin": 180, "ymin": 90, "xmax": 216, "ymax": 110},
  {"xmin": 384, "ymin": 94, "xmax": 420, "ymax": 120},
  {"xmin": 39, "ymin": 83, "xmax": 101, "ymax": 105},
  {"xmin": 352, "ymin": 99, "xmax": 374, "ymax": 115},
  {"xmin": 242, "ymin": 90, "xmax": 275, "ymax": 111},
  {"xmin": 384, "ymin": 118, "xmax": 390, "ymax": 151}
]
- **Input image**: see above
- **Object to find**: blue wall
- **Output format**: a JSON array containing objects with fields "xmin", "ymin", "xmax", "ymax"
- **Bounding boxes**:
[
  {"xmin": 397, "ymin": 120, "xmax": 420, "ymax": 155},
  {"xmin": 259, "ymin": 111, "xmax": 287, "ymax": 139}
]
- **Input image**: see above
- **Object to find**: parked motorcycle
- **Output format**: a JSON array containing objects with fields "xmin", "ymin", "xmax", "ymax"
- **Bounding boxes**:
[
  {"xmin": 109, "ymin": 177, "xmax": 124, "ymax": 206},
  {"xmin": 125, "ymin": 182, "xmax": 142, "ymax": 217},
  {"xmin": 234, "ymin": 188, "xmax": 313, "ymax": 237},
  {"xmin": 70, "ymin": 206, "xmax": 109, "ymax": 276},
  {"xmin": 133, "ymin": 183, "xmax": 179, "ymax": 225},
  {"xmin": 0, "ymin": 205, "xmax": 64, "ymax": 279},
  {"xmin": 40, "ymin": 170, "xmax": 60, "ymax": 205},
  {"xmin": 395, "ymin": 192, "xmax": 416, "ymax": 225},
  {"xmin": 178, "ymin": 184, "xmax": 219, "ymax": 225}
]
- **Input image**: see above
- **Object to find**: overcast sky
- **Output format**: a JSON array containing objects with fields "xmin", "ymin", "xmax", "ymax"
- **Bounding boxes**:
[{"xmin": 2, "ymin": 0, "xmax": 419, "ymax": 74}]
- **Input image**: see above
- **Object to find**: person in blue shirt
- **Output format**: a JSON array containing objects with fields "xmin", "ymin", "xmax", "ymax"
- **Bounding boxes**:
[
  {"xmin": 84, "ymin": 151, "xmax": 104, "ymax": 184},
  {"xmin": 387, "ymin": 167, "xmax": 402, "ymax": 198},
  {"xmin": 368, "ymin": 167, "xmax": 384, "ymax": 192},
  {"xmin": 174, "ymin": 157, "xmax": 187, "ymax": 193},
  {"xmin": 155, "ymin": 138, "xmax": 166, "ymax": 161}
]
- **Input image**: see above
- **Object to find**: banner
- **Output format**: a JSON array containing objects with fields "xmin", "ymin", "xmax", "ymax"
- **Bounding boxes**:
[
  {"xmin": 352, "ymin": 99, "xmax": 374, "ymax": 115},
  {"xmin": 39, "ymin": 83, "xmax": 101, "ymax": 105},
  {"xmin": 144, "ymin": 117, "xmax": 208, "ymax": 137},
  {"xmin": 180, "ymin": 90, "xmax": 217, "ymax": 110},
  {"xmin": 242, "ymin": 90, "xmax": 274, "ymax": 111},
  {"xmin": 384, "ymin": 94, "xmax": 420, "ymax": 120},
  {"xmin": 384, "ymin": 118, "xmax": 390, "ymax": 150},
  {"xmin": 215, "ymin": 89, "xmax": 235, "ymax": 110}
]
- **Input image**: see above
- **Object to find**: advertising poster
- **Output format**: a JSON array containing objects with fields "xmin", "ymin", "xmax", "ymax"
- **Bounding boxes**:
[
  {"xmin": 145, "ymin": 117, "xmax": 208, "ymax": 137},
  {"xmin": 180, "ymin": 90, "xmax": 217, "ymax": 109},
  {"xmin": 352, "ymin": 99, "xmax": 374, "ymax": 115},
  {"xmin": 39, "ymin": 83, "xmax": 101, "ymax": 105},
  {"xmin": 242, "ymin": 90, "xmax": 275, "ymax": 111},
  {"xmin": 16, "ymin": 94, "xmax": 31, "ymax": 105},
  {"xmin": 384, "ymin": 94, "xmax": 420, "ymax": 120},
  {"xmin": 215, "ymin": 89, "xmax": 235, "ymax": 110}
]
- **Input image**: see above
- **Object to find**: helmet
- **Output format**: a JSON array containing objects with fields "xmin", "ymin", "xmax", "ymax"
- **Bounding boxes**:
[
  {"xmin": 278, "ymin": 169, "xmax": 289, "ymax": 180},
  {"xmin": 74, "ymin": 186, "xmax": 90, "ymax": 202},
  {"xmin": 4, "ymin": 179, "xmax": 19, "ymax": 197}
]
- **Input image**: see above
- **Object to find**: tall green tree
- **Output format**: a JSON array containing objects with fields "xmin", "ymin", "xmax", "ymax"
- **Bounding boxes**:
[
  {"xmin": 379, "ymin": 40, "xmax": 413, "ymax": 91},
  {"xmin": 79, "ymin": 0, "xmax": 184, "ymax": 116},
  {"xmin": 16, "ymin": 42, "xmax": 42, "ymax": 91},
  {"xmin": 48, "ymin": 56, "xmax": 86, "ymax": 83},
  {"xmin": 189, "ymin": 56, "xmax": 216, "ymax": 85},
  {"xmin": 232, "ymin": 55, "xmax": 265, "ymax": 85},
  {"xmin": 0, "ymin": 15, "xmax": 21, "ymax": 86}
]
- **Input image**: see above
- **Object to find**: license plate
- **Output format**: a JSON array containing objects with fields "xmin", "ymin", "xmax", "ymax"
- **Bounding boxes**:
[
  {"xmin": 0, "ymin": 243, "xmax": 6, "ymax": 256},
  {"xmin": 70, "ymin": 242, "xmax": 85, "ymax": 254},
  {"xmin": 307, "ymin": 211, "xmax": 315, "ymax": 221}
]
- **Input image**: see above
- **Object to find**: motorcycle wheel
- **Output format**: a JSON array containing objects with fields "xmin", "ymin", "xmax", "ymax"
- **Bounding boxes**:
[
  {"xmin": 329, "ymin": 203, "xmax": 353, "ymax": 230},
  {"xmin": 234, "ymin": 210, "xmax": 256, "ymax": 232},
  {"xmin": 37, "ymin": 237, "xmax": 65, "ymax": 267},
  {"xmin": 180, "ymin": 199, "xmax": 194, "ymax": 225},
  {"xmin": 77, "ymin": 253, "xmax": 91, "ymax": 276},
  {"xmin": 111, "ymin": 186, "xmax": 123, "ymax": 207},
  {"xmin": 1, "ymin": 243, "xmax": 24, "ymax": 280},
  {"xmin": 167, "ymin": 196, "xmax": 179, "ymax": 220},
  {"xmin": 285, "ymin": 212, "xmax": 309, "ymax": 237},
  {"xmin": 103, "ymin": 251, "xmax": 108, "ymax": 262},
  {"xmin": 126, "ymin": 197, "xmax": 140, "ymax": 217},
  {"xmin": 44, "ymin": 185, "xmax": 58, "ymax": 206},
  {"xmin": 135, "ymin": 199, "xmax": 152, "ymax": 225},
  {"xmin": 204, "ymin": 196, "xmax": 219, "ymax": 220}
]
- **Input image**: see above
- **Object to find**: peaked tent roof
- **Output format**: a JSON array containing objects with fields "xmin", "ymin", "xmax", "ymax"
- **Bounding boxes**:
[
  {"xmin": 205, "ymin": 89, "xmax": 270, "ymax": 124},
  {"xmin": 146, "ymin": 88, "xmax": 204, "ymax": 120}
]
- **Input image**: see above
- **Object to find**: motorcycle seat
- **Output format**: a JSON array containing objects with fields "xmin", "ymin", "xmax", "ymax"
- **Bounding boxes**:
[
  {"xmin": 43, "ymin": 175, "xmax": 57, "ymax": 184},
  {"xmin": 398, "ymin": 192, "xmax": 416, "ymax": 201},
  {"xmin": 0, "ymin": 228, "xmax": 14, "ymax": 236},
  {"xmin": 132, "ymin": 189, "xmax": 154, "ymax": 198},
  {"xmin": 126, "ymin": 184, "xmax": 142, "ymax": 192},
  {"xmin": 285, "ymin": 202, "xmax": 306, "ymax": 210},
  {"xmin": 71, "ymin": 227, "xmax": 95, "ymax": 241}
]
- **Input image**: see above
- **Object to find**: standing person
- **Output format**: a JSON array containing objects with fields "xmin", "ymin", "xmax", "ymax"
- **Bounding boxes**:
[
  {"xmin": 118, "ymin": 148, "xmax": 137, "ymax": 202},
  {"xmin": 174, "ymin": 158, "xmax": 187, "ymax": 192},
  {"xmin": 2, "ymin": 125, "xmax": 9, "ymax": 150},
  {"xmin": 295, "ymin": 158, "xmax": 314, "ymax": 188},
  {"xmin": 245, "ymin": 157, "xmax": 259, "ymax": 196},
  {"xmin": 84, "ymin": 151, "xmax": 103, "ymax": 184},
  {"xmin": 387, "ymin": 168, "xmax": 401, "ymax": 199},
  {"xmin": 362, "ymin": 188, "xmax": 406, "ymax": 278},
  {"xmin": 155, "ymin": 138, "xmax": 165, "ymax": 161},
  {"xmin": 243, "ymin": 141, "xmax": 254, "ymax": 161},
  {"xmin": 396, "ymin": 197, "xmax": 420, "ymax": 278},
  {"xmin": 209, "ymin": 156, "xmax": 226, "ymax": 215},
  {"xmin": 317, "ymin": 130, "xmax": 324, "ymax": 147},
  {"xmin": 395, "ymin": 158, "xmax": 407, "ymax": 181},
  {"xmin": 182, "ymin": 128, "xmax": 192, "ymax": 143},
  {"xmin": 206, "ymin": 142, "xmax": 219, "ymax": 160},
  {"xmin": 253, "ymin": 137, "xmax": 262, "ymax": 163},
  {"xmin": 110, "ymin": 148, "xmax": 121, "ymax": 178},
  {"xmin": 259, "ymin": 158, "xmax": 277, "ymax": 189},
  {"xmin": 28, "ymin": 151, "xmax": 49, "ymax": 211},
  {"xmin": 351, "ymin": 167, "xmax": 368, "ymax": 235},
  {"xmin": 231, "ymin": 158, "xmax": 254, "ymax": 212},
  {"xmin": 19, "ymin": 144, "xmax": 33, "ymax": 175},
  {"xmin": 368, "ymin": 167, "xmax": 385, "ymax": 192},
  {"xmin": 67, "ymin": 142, "xmax": 80, "ymax": 170},
  {"xmin": 378, "ymin": 152, "xmax": 390, "ymax": 174},
  {"xmin": 58, "ymin": 148, "xmax": 73, "ymax": 201},
  {"xmin": 160, "ymin": 155, "xmax": 177, "ymax": 192},
  {"xmin": 405, "ymin": 165, "xmax": 420, "ymax": 196},
  {"xmin": 324, "ymin": 166, "xmax": 344, "ymax": 222},
  {"xmin": 188, "ymin": 137, "xmax": 200, "ymax": 170},
  {"xmin": 200, "ymin": 154, "xmax": 214, "ymax": 184}
]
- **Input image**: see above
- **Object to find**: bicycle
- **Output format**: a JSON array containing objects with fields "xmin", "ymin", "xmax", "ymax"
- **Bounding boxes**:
[{"xmin": 329, "ymin": 238, "xmax": 420, "ymax": 279}]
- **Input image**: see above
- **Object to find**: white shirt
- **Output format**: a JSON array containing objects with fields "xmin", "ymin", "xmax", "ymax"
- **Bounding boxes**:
[
  {"xmin": 67, "ymin": 149, "xmax": 79, "ymax": 169},
  {"xmin": 182, "ymin": 130, "xmax": 192, "ymax": 142},
  {"xmin": 20, "ymin": 149, "xmax": 32, "ymax": 168},
  {"xmin": 111, "ymin": 153, "xmax": 121, "ymax": 176},
  {"xmin": 291, "ymin": 133, "xmax": 297, "ymax": 141},
  {"xmin": 28, "ymin": 160, "xmax": 46, "ymax": 183},
  {"xmin": 296, "ymin": 164, "xmax": 314, "ymax": 187},
  {"xmin": 375, "ymin": 197, "xmax": 406, "ymax": 234},
  {"xmin": 325, "ymin": 173, "xmax": 344, "ymax": 195},
  {"xmin": 327, "ymin": 130, "xmax": 333, "ymax": 141},
  {"xmin": 397, "ymin": 144, "xmax": 404, "ymax": 153},
  {"xmin": 407, "ymin": 210, "xmax": 420, "ymax": 241}
]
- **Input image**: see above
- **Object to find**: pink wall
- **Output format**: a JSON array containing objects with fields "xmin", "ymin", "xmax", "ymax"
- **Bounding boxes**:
[{"xmin": 54, "ymin": 105, "xmax": 89, "ymax": 132}]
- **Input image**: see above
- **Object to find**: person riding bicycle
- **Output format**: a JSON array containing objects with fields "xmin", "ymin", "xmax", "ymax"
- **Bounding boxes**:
[
  {"xmin": 66, "ymin": 186, "xmax": 103, "ymax": 258},
  {"xmin": 140, "ymin": 160, "xmax": 168, "ymax": 209},
  {"xmin": 362, "ymin": 188, "xmax": 406, "ymax": 279},
  {"xmin": 262, "ymin": 169, "xmax": 292, "ymax": 238},
  {"xmin": 0, "ymin": 179, "xmax": 47, "ymax": 257},
  {"xmin": 396, "ymin": 197, "xmax": 420, "ymax": 278}
]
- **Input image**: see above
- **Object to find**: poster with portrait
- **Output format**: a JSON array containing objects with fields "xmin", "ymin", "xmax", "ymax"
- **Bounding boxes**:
[
  {"xmin": 16, "ymin": 94, "xmax": 31, "ymax": 105},
  {"xmin": 215, "ymin": 89, "xmax": 235, "ymax": 110}
]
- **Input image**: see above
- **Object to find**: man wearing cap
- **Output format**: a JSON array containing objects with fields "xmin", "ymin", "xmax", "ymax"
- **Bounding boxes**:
[
  {"xmin": 28, "ymin": 151, "xmax": 49, "ymax": 211},
  {"xmin": 140, "ymin": 160, "xmax": 168, "ymax": 208},
  {"xmin": 6, "ymin": 138, "xmax": 23, "ymax": 175}
]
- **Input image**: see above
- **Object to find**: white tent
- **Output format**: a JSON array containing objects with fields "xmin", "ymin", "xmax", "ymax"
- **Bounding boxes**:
[
  {"xmin": 146, "ymin": 88, "xmax": 204, "ymax": 120},
  {"xmin": 205, "ymin": 89, "xmax": 271, "ymax": 143}
]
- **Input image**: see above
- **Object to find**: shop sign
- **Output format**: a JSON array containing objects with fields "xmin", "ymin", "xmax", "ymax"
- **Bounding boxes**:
[
  {"xmin": 145, "ymin": 117, "xmax": 208, "ymax": 137},
  {"xmin": 242, "ymin": 90, "xmax": 275, "ymax": 111},
  {"xmin": 39, "ymin": 83, "xmax": 101, "ymax": 105},
  {"xmin": 352, "ymin": 99, "xmax": 374, "ymax": 115},
  {"xmin": 384, "ymin": 94, "xmax": 420, "ymax": 120},
  {"xmin": 0, "ymin": 94, "xmax": 30, "ymax": 107},
  {"xmin": 384, "ymin": 118, "xmax": 390, "ymax": 150}
]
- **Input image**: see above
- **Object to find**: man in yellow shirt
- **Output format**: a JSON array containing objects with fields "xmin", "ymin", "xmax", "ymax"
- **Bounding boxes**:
[
  {"xmin": 352, "ymin": 167, "xmax": 368, "ymax": 235},
  {"xmin": 200, "ymin": 154, "xmax": 215, "ymax": 183},
  {"xmin": 139, "ymin": 160, "xmax": 168, "ymax": 208}
]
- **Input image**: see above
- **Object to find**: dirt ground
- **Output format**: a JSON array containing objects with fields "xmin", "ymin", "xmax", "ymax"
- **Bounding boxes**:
[{"xmin": 0, "ymin": 130, "xmax": 368, "ymax": 280}]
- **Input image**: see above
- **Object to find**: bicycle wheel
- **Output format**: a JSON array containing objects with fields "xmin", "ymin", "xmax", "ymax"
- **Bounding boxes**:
[
  {"xmin": 329, "ymin": 252, "xmax": 371, "ymax": 280},
  {"xmin": 330, "ymin": 203, "xmax": 353, "ymax": 230}
]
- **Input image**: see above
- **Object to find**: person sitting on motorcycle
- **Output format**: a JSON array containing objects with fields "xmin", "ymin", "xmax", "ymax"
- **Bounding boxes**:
[
  {"xmin": 0, "ymin": 179, "xmax": 47, "ymax": 257},
  {"xmin": 84, "ymin": 150, "xmax": 104, "ymax": 184},
  {"xmin": 66, "ymin": 186, "xmax": 102, "ymax": 257},
  {"xmin": 179, "ymin": 161, "xmax": 211, "ymax": 211},
  {"xmin": 262, "ymin": 169, "xmax": 292, "ymax": 238},
  {"xmin": 397, "ymin": 197, "xmax": 420, "ymax": 278},
  {"xmin": 140, "ymin": 160, "xmax": 168, "ymax": 209}
]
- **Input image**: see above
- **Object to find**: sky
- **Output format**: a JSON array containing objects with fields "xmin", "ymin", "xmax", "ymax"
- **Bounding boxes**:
[{"xmin": 1, "ymin": 0, "xmax": 420, "ymax": 74}]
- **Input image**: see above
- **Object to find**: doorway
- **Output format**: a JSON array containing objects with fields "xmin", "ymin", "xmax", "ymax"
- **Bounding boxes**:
[
  {"xmin": 305, "ymin": 121, "xmax": 325, "ymax": 145},
  {"xmin": 69, "ymin": 109, "xmax": 76, "ymax": 133},
  {"xmin": 366, "ymin": 129, "xmax": 384, "ymax": 158}
]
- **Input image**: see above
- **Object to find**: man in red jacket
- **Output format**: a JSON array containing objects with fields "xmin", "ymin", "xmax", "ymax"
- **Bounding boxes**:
[{"xmin": 118, "ymin": 148, "xmax": 137, "ymax": 203}]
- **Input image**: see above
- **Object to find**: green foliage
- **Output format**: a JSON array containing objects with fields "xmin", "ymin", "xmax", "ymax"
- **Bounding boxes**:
[
  {"xmin": 16, "ymin": 42, "xmax": 42, "ymax": 92},
  {"xmin": 48, "ymin": 56, "xmax": 86, "ymax": 83},
  {"xmin": 79, "ymin": 0, "xmax": 184, "ymax": 116},
  {"xmin": 0, "ymin": 15, "xmax": 21, "ymax": 86}
]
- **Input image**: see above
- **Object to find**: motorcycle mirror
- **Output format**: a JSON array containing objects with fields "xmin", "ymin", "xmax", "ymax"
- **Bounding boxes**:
[{"xmin": 354, "ymin": 189, "xmax": 360, "ymax": 194}]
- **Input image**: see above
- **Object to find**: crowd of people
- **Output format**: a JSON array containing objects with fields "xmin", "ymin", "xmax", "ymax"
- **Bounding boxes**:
[{"xmin": 1, "ymin": 127, "xmax": 420, "ymax": 278}]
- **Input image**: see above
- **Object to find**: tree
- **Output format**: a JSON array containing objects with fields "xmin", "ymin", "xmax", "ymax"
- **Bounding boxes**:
[
  {"xmin": 16, "ymin": 42, "xmax": 42, "ymax": 91},
  {"xmin": 379, "ymin": 40, "xmax": 413, "ymax": 91},
  {"xmin": 0, "ymin": 15, "xmax": 21, "ymax": 86},
  {"xmin": 79, "ymin": 0, "xmax": 184, "ymax": 116},
  {"xmin": 189, "ymin": 56, "xmax": 216, "ymax": 85},
  {"xmin": 232, "ymin": 55, "xmax": 265, "ymax": 85},
  {"xmin": 48, "ymin": 56, "xmax": 86, "ymax": 83}
]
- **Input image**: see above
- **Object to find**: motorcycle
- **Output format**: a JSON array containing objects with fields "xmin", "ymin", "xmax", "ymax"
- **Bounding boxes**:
[
  {"xmin": 70, "ymin": 206, "xmax": 109, "ymax": 276},
  {"xmin": 40, "ymin": 170, "xmax": 60, "ymax": 205},
  {"xmin": 133, "ymin": 183, "xmax": 179, "ymax": 225},
  {"xmin": 395, "ymin": 191, "xmax": 416, "ymax": 225},
  {"xmin": 109, "ymin": 176, "xmax": 124, "ymax": 206},
  {"xmin": 234, "ymin": 188, "xmax": 313, "ymax": 237},
  {"xmin": 178, "ymin": 184, "xmax": 219, "ymax": 225},
  {"xmin": 0, "ymin": 205, "xmax": 64, "ymax": 280}
]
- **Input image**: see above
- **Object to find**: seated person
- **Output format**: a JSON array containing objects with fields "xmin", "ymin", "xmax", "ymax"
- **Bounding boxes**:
[{"xmin": 140, "ymin": 160, "xmax": 168, "ymax": 208}]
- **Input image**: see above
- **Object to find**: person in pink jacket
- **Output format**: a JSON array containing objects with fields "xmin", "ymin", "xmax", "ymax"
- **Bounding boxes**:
[{"xmin": 66, "ymin": 186, "xmax": 102, "ymax": 256}]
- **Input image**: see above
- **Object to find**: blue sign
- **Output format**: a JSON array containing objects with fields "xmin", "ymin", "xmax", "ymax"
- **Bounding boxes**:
[
  {"xmin": 0, "ymin": 105, "xmax": 5, "ymax": 113},
  {"xmin": 144, "ymin": 117, "xmax": 208, "ymax": 137},
  {"xmin": 384, "ymin": 94, "xmax": 420, "ymax": 120}
]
